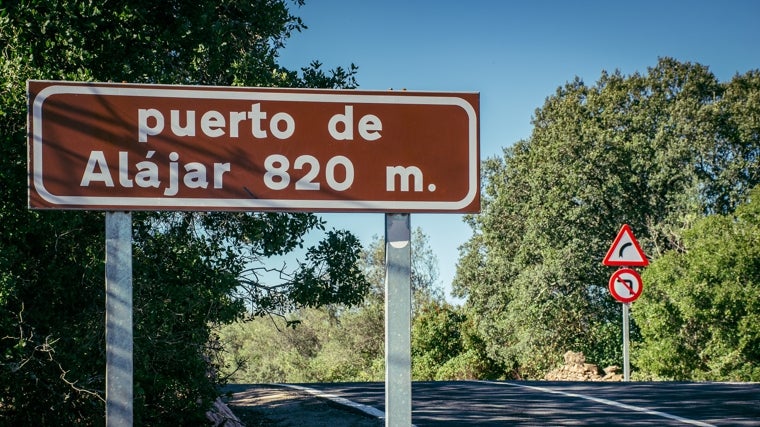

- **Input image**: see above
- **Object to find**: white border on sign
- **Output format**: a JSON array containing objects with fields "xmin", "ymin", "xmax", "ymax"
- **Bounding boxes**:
[{"xmin": 31, "ymin": 84, "xmax": 478, "ymax": 211}]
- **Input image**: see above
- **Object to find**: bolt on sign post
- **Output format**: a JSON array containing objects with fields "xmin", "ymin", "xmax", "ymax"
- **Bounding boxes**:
[
  {"xmin": 603, "ymin": 224, "xmax": 648, "ymax": 382},
  {"xmin": 27, "ymin": 81, "xmax": 480, "ymax": 426}
]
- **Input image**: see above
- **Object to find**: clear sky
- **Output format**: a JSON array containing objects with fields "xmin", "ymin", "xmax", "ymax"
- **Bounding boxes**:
[{"xmin": 276, "ymin": 0, "xmax": 760, "ymax": 302}]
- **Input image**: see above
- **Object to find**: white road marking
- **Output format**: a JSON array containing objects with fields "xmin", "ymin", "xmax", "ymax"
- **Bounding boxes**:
[
  {"xmin": 278, "ymin": 383, "xmax": 394, "ymax": 422},
  {"xmin": 490, "ymin": 381, "xmax": 717, "ymax": 427}
]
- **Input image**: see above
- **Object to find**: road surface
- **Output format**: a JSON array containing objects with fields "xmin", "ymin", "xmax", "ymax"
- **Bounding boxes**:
[{"xmin": 225, "ymin": 380, "xmax": 760, "ymax": 426}]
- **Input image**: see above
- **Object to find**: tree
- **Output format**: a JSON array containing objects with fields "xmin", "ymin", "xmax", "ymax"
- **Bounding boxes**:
[
  {"xmin": 412, "ymin": 302, "xmax": 465, "ymax": 380},
  {"xmin": 1, "ymin": 1, "xmax": 364, "ymax": 424},
  {"xmin": 454, "ymin": 58, "xmax": 760, "ymax": 378},
  {"xmin": 411, "ymin": 302, "xmax": 505, "ymax": 380},
  {"xmin": 360, "ymin": 228, "xmax": 444, "ymax": 309},
  {"xmin": 635, "ymin": 185, "xmax": 760, "ymax": 381},
  {"xmin": 217, "ymin": 227, "xmax": 445, "ymax": 383}
]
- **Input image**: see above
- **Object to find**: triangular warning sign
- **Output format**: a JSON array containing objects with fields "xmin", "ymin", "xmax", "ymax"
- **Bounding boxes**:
[{"xmin": 603, "ymin": 224, "xmax": 648, "ymax": 267}]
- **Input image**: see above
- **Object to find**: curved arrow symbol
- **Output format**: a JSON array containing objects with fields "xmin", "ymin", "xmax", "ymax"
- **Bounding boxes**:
[{"xmin": 618, "ymin": 242, "xmax": 633, "ymax": 257}]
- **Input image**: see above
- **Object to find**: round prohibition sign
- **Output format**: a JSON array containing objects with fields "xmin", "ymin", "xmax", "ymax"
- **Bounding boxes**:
[{"xmin": 608, "ymin": 268, "xmax": 643, "ymax": 303}]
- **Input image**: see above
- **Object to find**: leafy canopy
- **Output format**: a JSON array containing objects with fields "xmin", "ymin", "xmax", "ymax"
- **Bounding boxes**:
[
  {"xmin": 636, "ymin": 185, "xmax": 760, "ymax": 381},
  {"xmin": 216, "ymin": 228, "xmax": 470, "ymax": 384},
  {"xmin": 455, "ymin": 58, "xmax": 760, "ymax": 378},
  {"xmin": 1, "ymin": 0, "xmax": 365, "ymax": 424}
]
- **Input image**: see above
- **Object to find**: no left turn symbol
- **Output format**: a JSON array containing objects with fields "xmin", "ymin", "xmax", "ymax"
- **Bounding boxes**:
[{"xmin": 608, "ymin": 268, "xmax": 643, "ymax": 303}]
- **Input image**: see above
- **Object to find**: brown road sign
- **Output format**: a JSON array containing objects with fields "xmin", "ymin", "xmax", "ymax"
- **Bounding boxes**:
[{"xmin": 28, "ymin": 81, "xmax": 479, "ymax": 212}]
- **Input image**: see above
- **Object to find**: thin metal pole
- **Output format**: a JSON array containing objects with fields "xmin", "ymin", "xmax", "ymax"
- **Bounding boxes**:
[
  {"xmin": 385, "ymin": 213, "xmax": 412, "ymax": 427},
  {"xmin": 105, "ymin": 212, "xmax": 133, "ymax": 426},
  {"xmin": 622, "ymin": 302, "xmax": 630, "ymax": 382}
]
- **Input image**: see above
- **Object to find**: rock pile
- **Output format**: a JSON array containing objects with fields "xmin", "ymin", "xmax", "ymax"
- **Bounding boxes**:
[{"xmin": 544, "ymin": 351, "xmax": 623, "ymax": 381}]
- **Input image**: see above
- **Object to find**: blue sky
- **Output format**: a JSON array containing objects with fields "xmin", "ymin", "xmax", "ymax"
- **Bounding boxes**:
[{"xmin": 276, "ymin": 0, "xmax": 760, "ymax": 301}]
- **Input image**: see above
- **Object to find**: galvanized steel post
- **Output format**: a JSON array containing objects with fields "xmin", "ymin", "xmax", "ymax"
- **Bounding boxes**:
[
  {"xmin": 623, "ymin": 302, "xmax": 630, "ymax": 382},
  {"xmin": 385, "ymin": 213, "xmax": 412, "ymax": 426},
  {"xmin": 105, "ymin": 212, "xmax": 133, "ymax": 426}
]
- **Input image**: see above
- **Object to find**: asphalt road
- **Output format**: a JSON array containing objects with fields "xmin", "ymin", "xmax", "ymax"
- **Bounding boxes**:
[{"xmin": 278, "ymin": 380, "xmax": 760, "ymax": 426}]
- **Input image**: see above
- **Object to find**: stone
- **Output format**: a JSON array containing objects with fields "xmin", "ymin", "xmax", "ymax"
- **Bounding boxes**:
[{"xmin": 544, "ymin": 352, "xmax": 621, "ymax": 382}]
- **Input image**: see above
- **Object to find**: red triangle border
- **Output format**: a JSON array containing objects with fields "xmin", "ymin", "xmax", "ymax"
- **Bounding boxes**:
[{"xmin": 602, "ymin": 224, "xmax": 649, "ymax": 267}]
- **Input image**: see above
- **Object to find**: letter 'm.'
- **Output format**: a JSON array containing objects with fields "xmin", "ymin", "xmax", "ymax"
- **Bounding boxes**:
[{"xmin": 386, "ymin": 166, "xmax": 423, "ymax": 192}]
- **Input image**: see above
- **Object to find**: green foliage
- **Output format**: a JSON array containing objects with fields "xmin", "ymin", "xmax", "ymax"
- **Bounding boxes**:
[
  {"xmin": 413, "ymin": 303, "xmax": 464, "ymax": 368},
  {"xmin": 436, "ymin": 350, "xmax": 494, "ymax": 381},
  {"xmin": 455, "ymin": 58, "xmax": 760, "ymax": 378},
  {"xmin": 635, "ymin": 186, "xmax": 760, "ymax": 381},
  {"xmin": 1, "ymin": 0, "xmax": 364, "ymax": 424},
  {"xmin": 289, "ymin": 230, "xmax": 370, "ymax": 309},
  {"xmin": 412, "ymin": 303, "xmax": 464, "ymax": 380},
  {"xmin": 0, "ymin": 211, "xmax": 107, "ymax": 424},
  {"xmin": 411, "ymin": 302, "xmax": 505, "ymax": 380},
  {"xmin": 217, "ymin": 306, "xmax": 386, "ymax": 383},
  {"xmin": 360, "ymin": 228, "xmax": 444, "ymax": 308},
  {"xmin": 216, "ymin": 228, "xmax": 506, "ymax": 383}
]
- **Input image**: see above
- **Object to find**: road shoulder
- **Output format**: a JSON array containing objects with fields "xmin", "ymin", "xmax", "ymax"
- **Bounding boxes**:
[{"xmin": 222, "ymin": 384, "xmax": 383, "ymax": 427}]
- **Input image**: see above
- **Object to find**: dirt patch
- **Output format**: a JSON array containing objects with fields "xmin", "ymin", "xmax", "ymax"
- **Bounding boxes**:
[{"xmin": 222, "ymin": 384, "xmax": 383, "ymax": 427}]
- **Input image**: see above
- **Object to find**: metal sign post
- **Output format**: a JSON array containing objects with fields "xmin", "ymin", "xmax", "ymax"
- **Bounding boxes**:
[
  {"xmin": 604, "ymin": 224, "xmax": 648, "ymax": 384},
  {"xmin": 608, "ymin": 268, "xmax": 643, "ymax": 382},
  {"xmin": 105, "ymin": 212, "xmax": 133, "ymax": 426},
  {"xmin": 622, "ymin": 303, "xmax": 630, "ymax": 382},
  {"xmin": 385, "ymin": 213, "xmax": 412, "ymax": 426}
]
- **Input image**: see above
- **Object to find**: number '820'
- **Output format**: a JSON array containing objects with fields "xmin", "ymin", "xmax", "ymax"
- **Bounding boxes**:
[{"xmin": 263, "ymin": 154, "xmax": 354, "ymax": 191}]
